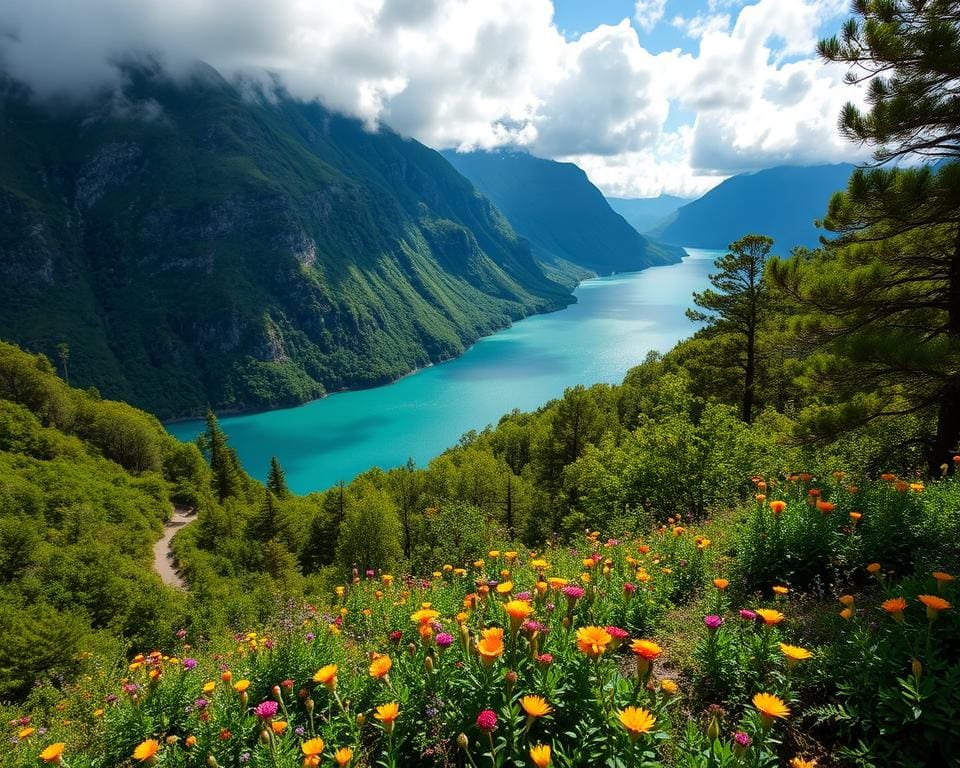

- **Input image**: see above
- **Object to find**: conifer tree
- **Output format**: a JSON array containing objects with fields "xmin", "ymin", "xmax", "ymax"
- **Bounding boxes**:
[
  {"xmin": 203, "ymin": 410, "xmax": 243, "ymax": 502},
  {"xmin": 267, "ymin": 456, "xmax": 289, "ymax": 498},
  {"xmin": 687, "ymin": 234, "xmax": 773, "ymax": 423}
]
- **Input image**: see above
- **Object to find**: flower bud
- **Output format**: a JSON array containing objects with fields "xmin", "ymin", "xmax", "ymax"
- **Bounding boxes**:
[
  {"xmin": 706, "ymin": 716, "xmax": 720, "ymax": 742},
  {"xmin": 457, "ymin": 733, "xmax": 469, "ymax": 750},
  {"xmin": 305, "ymin": 698, "xmax": 314, "ymax": 713},
  {"xmin": 207, "ymin": 757, "xmax": 220, "ymax": 768},
  {"xmin": 260, "ymin": 729, "xmax": 271, "ymax": 745},
  {"xmin": 407, "ymin": 642, "xmax": 417, "ymax": 657},
  {"xmin": 272, "ymin": 685, "xmax": 283, "ymax": 702},
  {"xmin": 356, "ymin": 713, "xmax": 366, "ymax": 727},
  {"xmin": 424, "ymin": 655, "xmax": 434, "ymax": 673},
  {"xmin": 912, "ymin": 658, "xmax": 923, "ymax": 679}
]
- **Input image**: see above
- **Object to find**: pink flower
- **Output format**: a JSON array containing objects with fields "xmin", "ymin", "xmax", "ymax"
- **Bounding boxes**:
[
  {"xmin": 254, "ymin": 700, "xmax": 279, "ymax": 720},
  {"xmin": 436, "ymin": 633, "xmax": 454, "ymax": 648},
  {"xmin": 562, "ymin": 585, "xmax": 585, "ymax": 600},
  {"xmin": 623, "ymin": 582, "xmax": 637, "ymax": 596},
  {"xmin": 704, "ymin": 615, "xmax": 724, "ymax": 630},
  {"xmin": 739, "ymin": 609, "xmax": 758, "ymax": 622},
  {"xmin": 476, "ymin": 709, "xmax": 497, "ymax": 734}
]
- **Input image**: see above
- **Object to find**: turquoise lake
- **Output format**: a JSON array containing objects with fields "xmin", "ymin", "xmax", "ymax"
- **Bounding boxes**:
[{"xmin": 167, "ymin": 247, "xmax": 720, "ymax": 494}]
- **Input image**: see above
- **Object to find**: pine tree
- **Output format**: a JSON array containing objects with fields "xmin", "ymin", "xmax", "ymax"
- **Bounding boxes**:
[
  {"xmin": 267, "ymin": 456, "xmax": 289, "ymax": 498},
  {"xmin": 687, "ymin": 234, "xmax": 773, "ymax": 423},
  {"xmin": 203, "ymin": 410, "xmax": 243, "ymax": 502},
  {"xmin": 768, "ymin": 1, "xmax": 960, "ymax": 471}
]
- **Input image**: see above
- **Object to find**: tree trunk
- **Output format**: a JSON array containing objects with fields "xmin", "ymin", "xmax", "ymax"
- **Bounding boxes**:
[
  {"xmin": 742, "ymin": 324, "xmax": 756, "ymax": 423},
  {"xmin": 930, "ymin": 224, "xmax": 960, "ymax": 475}
]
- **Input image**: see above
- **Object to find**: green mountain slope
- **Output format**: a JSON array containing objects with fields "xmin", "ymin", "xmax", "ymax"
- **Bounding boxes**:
[
  {"xmin": 606, "ymin": 194, "xmax": 692, "ymax": 233},
  {"xmin": 0, "ymin": 64, "xmax": 573, "ymax": 419},
  {"xmin": 650, "ymin": 164, "xmax": 856, "ymax": 250},
  {"xmin": 441, "ymin": 150, "xmax": 685, "ymax": 275}
]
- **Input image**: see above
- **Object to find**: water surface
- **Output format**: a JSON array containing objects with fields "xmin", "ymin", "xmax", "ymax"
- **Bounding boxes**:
[{"xmin": 168, "ymin": 248, "xmax": 719, "ymax": 493}]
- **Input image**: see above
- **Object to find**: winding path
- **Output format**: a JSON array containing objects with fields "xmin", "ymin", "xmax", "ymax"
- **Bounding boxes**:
[{"xmin": 153, "ymin": 505, "xmax": 195, "ymax": 590}]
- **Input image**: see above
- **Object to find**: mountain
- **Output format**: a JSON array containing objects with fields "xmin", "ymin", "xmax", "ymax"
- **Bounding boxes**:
[
  {"xmin": 650, "ymin": 164, "xmax": 856, "ymax": 251},
  {"xmin": 441, "ymin": 150, "xmax": 685, "ymax": 276},
  {"xmin": 606, "ymin": 195, "xmax": 692, "ymax": 234},
  {"xmin": 0, "ymin": 64, "xmax": 575, "ymax": 419}
]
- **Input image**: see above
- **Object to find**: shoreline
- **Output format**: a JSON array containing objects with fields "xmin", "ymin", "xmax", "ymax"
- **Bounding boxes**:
[{"xmin": 163, "ymin": 254, "xmax": 696, "ymax": 428}]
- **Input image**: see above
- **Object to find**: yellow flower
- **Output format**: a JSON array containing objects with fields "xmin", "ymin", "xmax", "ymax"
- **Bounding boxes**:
[
  {"xmin": 313, "ymin": 664, "xmax": 338, "ymax": 690},
  {"xmin": 779, "ymin": 643, "xmax": 812, "ymax": 668},
  {"xmin": 529, "ymin": 744, "xmax": 551, "ymax": 768},
  {"xmin": 233, "ymin": 679, "xmax": 250, "ymax": 693},
  {"xmin": 374, "ymin": 701, "xmax": 400, "ymax": 733},
  {"xmin": 18, "ymin": 727, "xmax": 34, "ymax": 739},
  {"xmin": 302, "ymin": 737, "xmax": 325, "ymax": 757},
  {"xmin": 203, "ymin": 680, "xmax": 216, "ymax": 694},
  {"xmin": 369, "ymin": 654, "xmax": 393, "ymax": 679},
  {"xmin": 752, "ymin": 692, "xmax": 790, "ymax": 726},
  {"xmin": 410, "ymin": 608, "xmax": 440, "ymax": 625},
  {"xmin": 790, "ymin": 758, "xmax": 817, "ymax": 768},
  {"xmin": 520, "ymin": 695, "xmax": 553, "ymax": 718},
  {"xmin": 772, "ymin": 585, "xmax": 789, "ymax": 596},
  {"xmin": 132, "ymin": 739, "xmax": 160, "ymax": 762},
  {"xmin": 39, "ymin": 743, "xmax": 66, "ymax": 764},
  {"xmin": 660, "ymin": 679, "xmax": 678, "ymax": 695},
  {"xmin": 496, "ymin": 581, "xmax": 514, "ymax": 594},
  {"xmin": 630, "ymin": 639, "xmax": 663, "ymax": 659},
  {"xmin": 617, "ymin": 706, "xmax": 656, "ymax": 741},
  {"xmin": 334, "ymin": 747, "xmax": 354, "ymax": 766},
  {"xmin": 505, "ymin": 600, "xmax": 534, "ymax": 631},
  {"xmin": 576, "ymin": 626, "xmax": 612, "ymax": 658},
  {"xmin": 754, "ymin": 609, "xmax": 784, "ymax": 626}
]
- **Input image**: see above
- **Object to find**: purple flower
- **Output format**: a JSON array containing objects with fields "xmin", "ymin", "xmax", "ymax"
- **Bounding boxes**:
[
  {"xmin": 436, "ymin": 633, "xmax": 454, "ymax": 648},
  {"xmin": 239, "ymin": 752, "xmax": 251, "ymax": 763},
  {"xmin": 105, "ymin": 694, "xmax": 118, "ymax": 704},
  {"xmin": 515, "ymin": 591, "xmax": 532, "ymax": 601},
  {"xmin": 295, "ymin": 726, "xmax": 305, "ymax": 737},
  {"xmin": 704, "ymin": 615, "xmax": 724, "ymax": 630},
  {"xmin": 176, "ymin": 628, "xmax": 188, "ymax": 640},
  {"xmin": 305, "ymin": 632, "xmax": 316, "ymax": 642},
  {"xmin": 183, "ymin": 658, "xmax": 197, "ymax": 670},
  {"xmin": 739, "ymin": 609, "xmax": 758, "ymax": 622},
  {"xmin": 194, "ymin": 698, "xmax": 209, "ymax": 710},
  {"xmin": 254, "ymin": 700, "xmax": 279, "ymax": 720}
]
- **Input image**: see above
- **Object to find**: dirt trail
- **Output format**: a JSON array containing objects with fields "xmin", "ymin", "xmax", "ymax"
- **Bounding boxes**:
[{"xmin": 153, "ymin": 505, "xmax": 195, "ymax": 590}]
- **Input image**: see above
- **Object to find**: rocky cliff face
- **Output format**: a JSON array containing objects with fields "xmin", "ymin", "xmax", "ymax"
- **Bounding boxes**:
[{"xmin": 0, "ymin": 67, "xmax": 572, "ymax": 418}]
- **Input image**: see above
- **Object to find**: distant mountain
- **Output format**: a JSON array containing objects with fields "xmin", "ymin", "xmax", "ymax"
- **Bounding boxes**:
[
  {"xmin": 606, "ymin": 195, "xmax": 692, "ymax": 234},
  {"xmin": 0, "ymin": 63, "xmax": 574, "ymax": 419},
  {"xmin": 650, "ymin": 164, "xmax": 857, "ymax": 251},
  {"xmin": 441, "ymin": 150, "xmax": 685, "ymax": 276}
]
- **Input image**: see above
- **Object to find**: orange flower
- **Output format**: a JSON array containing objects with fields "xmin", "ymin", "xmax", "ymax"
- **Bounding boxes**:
[
  {"xmin": 839, "ymin": 607, "xmax": 854, "ymax": 620},
  {"xmin": 815, "ymin": 500, "xmax": 834, "ymax": 514},
  {"xmin": 410, "ymin": 608, "xmax": 440, "ymax": 625},
  {"xmin": 576, "ymin": 626, "xmax": 612, "ymax": 658},
  {"xmin": 618, "ymin": 706, "xmax": 656, "ymax": 741},
  {"xmin": 838, "ymin": 594, "xmax": 855, "ymax": 607},
  {"xmin": 302, "ymin": 737, "xmax": 325, "ymax": 757},
  {"xmin": 334, "ymin": 747, "xmax": 354, "ymax": 766},
  {"xmin": 849, "ymin": 511, "xmax": 862, "ymax": 523},
  {"xmin": 185, "ymin": 736, "xmax": 197, "ymax": 748},
  {"xmin": 369, "ymin": 654, "xmax": 393, "ymax": 679},
  {"xmin": 754, "ymin": 608, "xmax": 784, "ymax": 626},
  {"xmin": 39, "ymin": 743, "xmax": 66, "ymax": 764},
  {"xmin": 933, "ymin": 571, "xmax": 955, "ymax": 592},
  {"xmin": 752, "ymin": 692, "xmax": 790, "ymax": 726},
  {"xmin": 313, "ymin": 664, "xmax": 338, "ymax": 690},
  {"xmin": 660, "ymin": 678, "xmax": 678, "ymax": 695},
  {"xmin": 529, "ymin": 744, "xmax": 551, "ymax": 768},
  {"xmin": 505, "ymin": 600, "xmax": 534, "ymax": 632},
  {"xmin": 918, "ymin": 594, "xmax": 951, "ymax": 621},
  {"xmin": 132, "ymin": 739, "xmax": 160, "ymax": 762},
  {"xmin": 772, "ymin": 585, "xmax": 789, "ymax": 596},
  {"xmin": 520, "ymin": 695, "xmax": 553, "ymax": 718},
  {"xmin": 882, "ymin": 597, "xmax": 907, "ymax": 622},
  {"xmin": 713, "ymin": 578, "xmax": 729, "ymax": 590},
  {"xmin": 866, "ymin": 563, "xmax": 882, "ymax": 575},
  {"xmin": 271, "ymin": 721, "xmax": 288, "ymax": 735},
  {"xmin": 769, "ymin": 500, "xmax": 787, "ymax": 516},
  {"xmin": 630, "ymin": 639, "xmax": 663, "ymax": 660},
  {"xmin": 18, "ymin": 727, "xmax": 34, "ymax": 739},
  {"xmin": 374, "ymin": 701, "xmax": 400, "ymax": 733},
  {"xmin": 779, "ymin": 643, "xmax": 812, "ymax": 668},
  {"xmin": 232, "ymin": 679, "xmax": 250, "ymax": 693},
  {"xmin": 476, "ymin": 633, "xmax": 505, "ymax": 667},
  {"xmin": 790, "ymin": 758, "xmax": 817, "ymax": 768}
]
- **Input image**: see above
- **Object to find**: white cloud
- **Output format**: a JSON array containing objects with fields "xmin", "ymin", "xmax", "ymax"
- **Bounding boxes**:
[
  {"xmin": 0, "ymin": 0, "xmax": 866, "ymax": 197},
  {"xmin": 634, "ymin": 0, "xmax": 668, "ymax": 32}
]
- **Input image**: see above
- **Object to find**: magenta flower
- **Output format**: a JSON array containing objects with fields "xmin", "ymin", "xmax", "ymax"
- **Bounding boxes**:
[
  {"xmin": 254, "ymin": 700, "xmax": 279, "ymax": 720},
  {"xmin": 739, "ymin": 609, "xmax": 758, "ymax": 622},
  {"xmin": 623, "ymin": 582, "xmax": 637, "ymax": 596},
  {"xmin": 476, "ymin": 709, "xmax": 497, "ymax": 734},
  {"xmin": 562, "ymin": 585, "xmax": 585, "ymax": 600},
  {"xmin": 436, "ymin": 633, "xmax": 454, "ymax": 648},
  {"xmin": 182, "ymin": 658, "xmax": 197, "ymax": 670},
  {"xmin": 733, "ymin": 731, "xmax": 751, "ymax": 748},
  {"xmin": 704, "ymin": 615, "xmax": 724, "ymax": 630}
]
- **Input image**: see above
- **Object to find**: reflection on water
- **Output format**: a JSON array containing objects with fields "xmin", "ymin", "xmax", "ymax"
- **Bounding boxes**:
[{"xmin": 167, "ymin": 248, "xmax": 720, "ymax": 493}]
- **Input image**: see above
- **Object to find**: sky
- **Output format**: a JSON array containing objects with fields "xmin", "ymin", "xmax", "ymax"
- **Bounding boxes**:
[{"xmin": 0, "ymin": 0, "xmax": 868, "ymax": 197}]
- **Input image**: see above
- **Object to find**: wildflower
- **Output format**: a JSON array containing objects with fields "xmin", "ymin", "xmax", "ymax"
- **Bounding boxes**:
[
  {"xmin": 630, "ymin": 638, "xmax": 662, "ymax": 677},
  {"xmin": 752, "ymin": 692, "xmax": 790, "ymax": 727},
  {"xmin": 333, "ymin": 747, "xmax": 353, "ymax": 766},
  {"xmin": 232, "ymin": 679, "xmax": 250, "ymax": 693},
  {"xmin": 779, "ymin": 643, "xmax": 812, "ymax": 668},
  {"xmin": 132, "ymin": 739, "xmax": 160, "ymax": 763},
  {"xmin": 254, "ymin": 700, "xmax": 279, "ymax": 720},
  {"xmin": 529, "ymin": 744, "xmax": 551, "ymax": 768},
  {"xmin": 882, "ymin": 597, "xmax": 907, "ymax": 622},
  {"xmin": 183, "ymin": 658, "xmax": 197, "ymax": 670},
  {"xmin": 302, "ymin": 737, "xmax": 325, "ymax": 757},
  {"xmin": 839, "ymin": 607, "xmax": 854, "ymax": 620},
  {"xmin": 838, "ymin": 595, "xmax": 855, "ymax": 607},
  {"xmin": 918, "ymin": 594, "xmax": 951, "ymax": 621},
  {"xmin": 605, "ymin": 625, "xmax": 629, "ymax": 650},
  {"xmin": 815, "ymin": 500, "xmax": 834, "ymax": 514},
  {"xmin": 713, "ymin": 578, "xmax": 729, "ymax": 590},
  {"xmin": 617, "ymin": 706, "xmax": 656, "ymax": 741},
  {"xmin": 39, "ymin": 743, "xmax": 66, "ymax": 764},
  {"xmin": 732, "ymin": 731, "xmax": 751, "ymax": 756},
  {"xmin": 576, "ymin": 626, "xmax": 612, "ymax": 658},
  {"xmin": 369, "ymin": 654, "xmax": 393, "ymax": 678},
  {"xmin": 769, "ymin": 500, "xmax": 786, "ymax": 516},
  {"xmin": 772, "ymin": 585, "xmax": 789, "ymax": 596},
  {"xmin": 660, "ymin": 678, "xmax": 678, "ymax": 695},
  {"xmin": 849, "ymin": 511, "xmax": 862, "ymax": 523},
  {"xmin": 436, "ymin": 632, "xmax": 454, "ymax": 648},
  {"xmin": 476, "ymin": 709, "xmax": 497, "ymax": 734},
  {"xmin": 374, "ymin": 701, "xmax": 400, "ymax": 733},
  {"xmin": 203, "ymin": 681, "xmax": 216, "ymax": 694},
  {"xmin": 313, "ymin": 664, "xmax": 338, "ymax": 690},
  {"xmin": 520, "ymin": 695, "xmax": 553, "ymax": 719},
  {"xmin": 790, "ymin": 759, "xmax": 817, "ymax": 768},
  {"xmin": 185, "ymin": 735, "xmax": 197, "ymax": 748},
  {"xmin": 505, "ymin": 600, "xmax": 534, "ymax": 632},
  {"xmin": 933, "ymin": 571, "xmax": 955, "ymax": 592},
  {"xmin": 496, "ymin": 581, "xmax": 513, "ymax": 594},
  {"xmin": 739, "ymin": 609, "xmax": 757, "ymax": 621},
  {"xmin": 866, "ymin": 563, "xmax": 882, "ymax": 575},
  {"xmin": 410, "ymin": 608, "xmax": 440, "ymax": 625},
  {"xmin": 477, "ymin": 632, "xmax": 505, "ymax": 666},
  {"xmin": 271, "ymin": 721, "xmax": 288, "ymax": 735},
  {"xmin": 754, "ymin": 608, "xmax": 784, "ymax": 626},
  {"xmin": 561, "ymin": 585, "xmax": 585, "ymax": 605},
  {"xmin": 704, "ymin": 615, "xmax": 724, "ymax": 631}
]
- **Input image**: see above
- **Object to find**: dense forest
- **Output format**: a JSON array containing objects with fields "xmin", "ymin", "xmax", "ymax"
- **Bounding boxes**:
[{"xmin": 1, "ymin": 1, "xmax": 959, "ymax": 767}]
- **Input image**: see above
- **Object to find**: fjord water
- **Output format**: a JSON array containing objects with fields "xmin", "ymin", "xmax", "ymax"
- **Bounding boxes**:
[{"xmin": 167, "ymin": 248, "xmax": 719, "ymax": 493}]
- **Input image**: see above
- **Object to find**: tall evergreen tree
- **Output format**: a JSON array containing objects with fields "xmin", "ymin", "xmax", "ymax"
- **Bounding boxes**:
[
  {"xmin": 267, "ymin": 456, "xmax": 289, "ymax": 498},
  {"xmin": 202, "ymin": 410, "xmax": 243, "ymax": 502},
  {"xmin": 769, "ymin": 1, "xmax": 960, "ymax": 471},
  {"xmin": 687, "ymin": 234, "xmax": 773, "ymax": 423}
]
